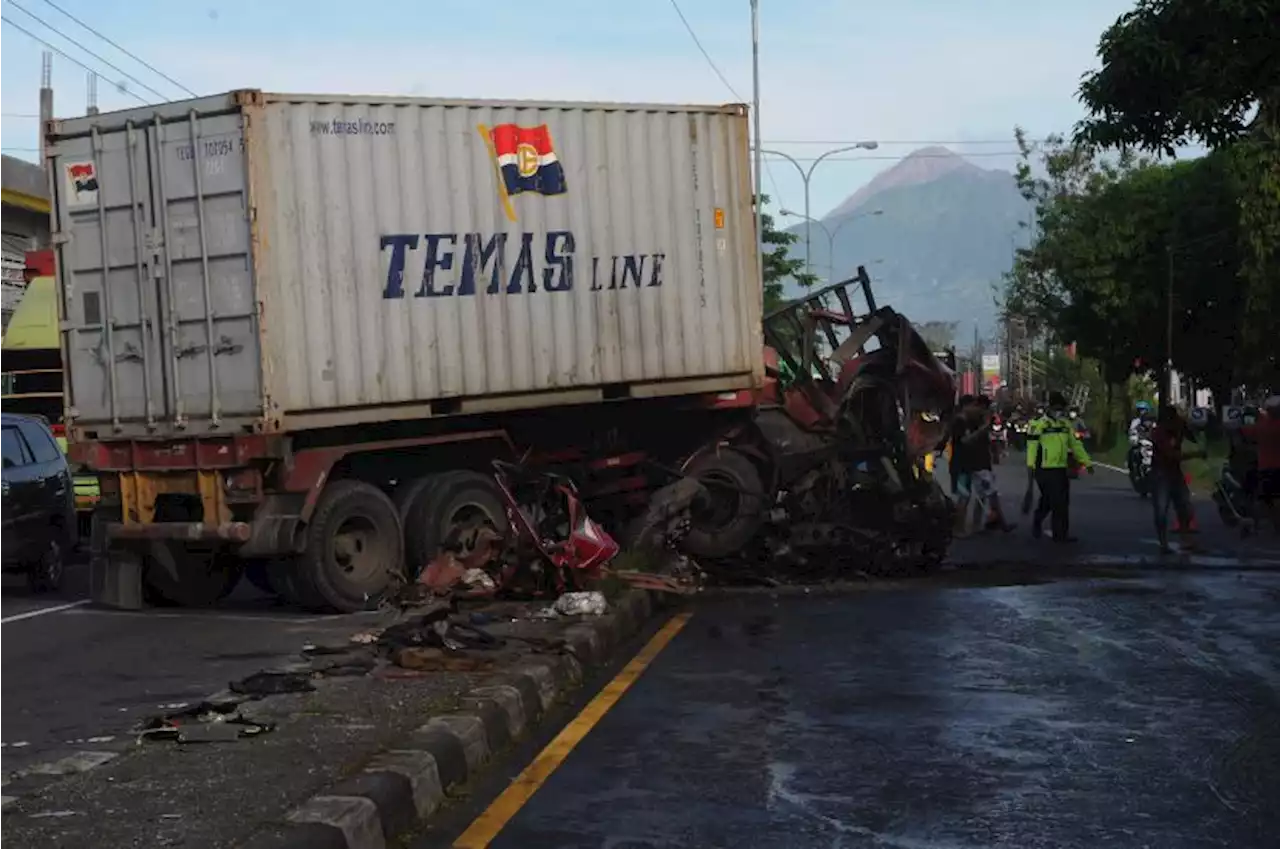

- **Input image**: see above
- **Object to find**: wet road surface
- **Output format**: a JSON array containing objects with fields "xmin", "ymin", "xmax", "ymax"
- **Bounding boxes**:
[{"xmin": 436, "ymin": 571, "xmax": 1280, "ymax": 848}]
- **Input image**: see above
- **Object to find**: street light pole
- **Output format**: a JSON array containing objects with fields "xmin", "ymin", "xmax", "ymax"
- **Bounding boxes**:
[
  {"xmin": 750, "ymin": 0, "xmax": 763, "ymax": 300},
  {"xmin": 755, "ymin": 142, "xmax": 878, "ymax": 276}
]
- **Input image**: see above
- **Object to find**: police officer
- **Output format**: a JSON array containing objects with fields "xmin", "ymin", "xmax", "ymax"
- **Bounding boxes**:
[
  {"xmin": 1032, "ymin": 391, "xmax": 1094, "ymax": 541},
  {"xmin": 1021, "ymin": 406, "xmax": 1044, "ymax": 515}
]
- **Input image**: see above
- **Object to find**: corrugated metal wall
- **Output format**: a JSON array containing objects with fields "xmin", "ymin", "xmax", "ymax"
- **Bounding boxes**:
[{"xmin": 253, "ymin": 96, "xmax": 759, "ymax": 415}]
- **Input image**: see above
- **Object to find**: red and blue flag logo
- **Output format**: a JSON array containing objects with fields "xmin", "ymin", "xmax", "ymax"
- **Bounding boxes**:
[{"xmin": 479, "ymin": 123, "xmax": 566, "ymax": 221}]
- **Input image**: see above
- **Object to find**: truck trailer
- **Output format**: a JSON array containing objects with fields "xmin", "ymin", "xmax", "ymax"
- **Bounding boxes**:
[{"xmin": 47, "ymin": 90, "xmax": 763, "ymax": 610}]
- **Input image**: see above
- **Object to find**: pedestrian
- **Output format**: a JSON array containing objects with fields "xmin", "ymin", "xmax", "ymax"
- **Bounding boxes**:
[
  {"xmin": 1032, "ymin": 391, "xmax": 1094, "ymax": 542},
  {"xmin": 959, "ymin": 395, "xmax": 1015, "ymax": 533},
  {"xmin": 948, "ymin": 394, "xmax": 975, "ymax": 498},
  {"xmin": 1241, "ymin": 395, "xmax": 1280, "ymax": 533},
  {"xmin": 1149, "ymin": 404, "xmax": 1203, "ymax": 553}
]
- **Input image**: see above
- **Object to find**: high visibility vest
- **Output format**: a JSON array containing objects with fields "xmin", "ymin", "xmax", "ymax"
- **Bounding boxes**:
[
  {"xmin": 1035, "ymin": 415, "xmax": 1093, "ymax": 470},
  {"xmin": 1025, "ymin": 417, "xmax": 1045, "ymax": 467}
]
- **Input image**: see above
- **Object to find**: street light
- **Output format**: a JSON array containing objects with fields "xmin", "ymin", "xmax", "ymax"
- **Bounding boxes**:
[
  {"xmin": 755, "ymin": 141, "xmax": 879, "ymax": 275},
  {"xmin": 779, "ymin": 207, "xmax": 883, "ymax": 279}
]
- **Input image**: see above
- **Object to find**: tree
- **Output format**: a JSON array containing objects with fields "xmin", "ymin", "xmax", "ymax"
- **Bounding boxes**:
[
  {"xmin": 758, "ymin": 194, "xmax": 819, "ymax": 313},
  {"xmin": 1076, "ymin": 0, "xmax": 1280, "ymax": 388}
]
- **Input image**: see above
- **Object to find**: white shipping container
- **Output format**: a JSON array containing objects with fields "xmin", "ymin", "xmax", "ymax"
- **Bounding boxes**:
[{"xmin": 47, "ymin": 91, "xmax": 762, "ymax": 437}]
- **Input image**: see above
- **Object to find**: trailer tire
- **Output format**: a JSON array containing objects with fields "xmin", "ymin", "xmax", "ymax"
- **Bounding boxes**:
[
  {"xmin": 298, "ymin": 480, "xmax": 403, "ymax": 613},
  {"xmin": 244, "ymin": 560, "xmax": 281, "ymax": 597},
  {"xmin": 682, "ymin": 449, "xmax": 766, "ymax": 559},
  {"xmin": 401, "ymin": 471, "xmax": 509, "ymax": 576},
  {"xmin": 143, "ymin": 543, "xmax": 243, "ymax": 607}
]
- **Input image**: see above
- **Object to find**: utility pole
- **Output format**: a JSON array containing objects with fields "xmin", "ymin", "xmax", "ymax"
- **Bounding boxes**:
[
  {"xmin": 750, "ymin": 0, "xmax": 763, "ymax": 304},
  {"xmin": 38, "ymin": 51, "xmax": 53, "ymax": 163},
  {"xmin": 86, "ymin": 71, "xmax": 99, "ymax": 116},
  {"xmin": 1164, "ymin": 244, "xmax": 1174, "ymax": 409}
]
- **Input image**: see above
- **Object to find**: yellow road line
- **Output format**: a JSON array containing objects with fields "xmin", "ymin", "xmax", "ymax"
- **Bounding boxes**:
[{"xmin": 453, "ymin": 610, "xmax": 694, "ymax": 849}]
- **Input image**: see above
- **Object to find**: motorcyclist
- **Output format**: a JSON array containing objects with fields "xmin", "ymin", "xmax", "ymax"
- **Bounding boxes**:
[
  {"xmin": 1128, "ymin": 401, "xmax": 1154, "ymax": 446},
  {"xmin": 1128, "ymin": 401, "xmax": 1155, "ymax": 479}
]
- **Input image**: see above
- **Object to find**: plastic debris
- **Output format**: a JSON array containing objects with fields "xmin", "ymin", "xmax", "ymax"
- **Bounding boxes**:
[
  {"xmin": 461, "ymin": 568, "xmax": 497, "ymax": 591},
  {"xmin": 553, "ymin": 591, "xmax": 608, "ymax": 616},
  {"xmin": 349, "ymin": 631, "xmax": 380, "ymax": 645}
]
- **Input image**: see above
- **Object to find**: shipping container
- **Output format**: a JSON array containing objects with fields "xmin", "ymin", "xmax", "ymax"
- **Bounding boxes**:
[{"xmin": 46, "ymin": 91, "xmax": 762, "ymax": 439}]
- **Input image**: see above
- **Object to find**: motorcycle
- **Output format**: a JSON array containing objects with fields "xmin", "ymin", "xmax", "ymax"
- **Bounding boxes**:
[
  {"xmin": 1128, "ymin": 433, "xmax": 1154, "ymax": 497},
  {"xmin": 1212, "ymin": 462, "xmax": 1255, "ymax": 535},
  {"xmin": 990, "ymin": 419, "xmax": 1008, "ymax": 464}
]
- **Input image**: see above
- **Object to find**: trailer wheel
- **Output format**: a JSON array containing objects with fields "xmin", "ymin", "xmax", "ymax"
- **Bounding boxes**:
[
  {"xmin": 143, "ymin": 543, "xmax": 243, "ymax": 607},
  {"xmin": 299, "ymin": 480, "xmax": 403, "ymax": 613},
  {"xmin": 244, "ymin": 560, "xmax": 282, "ymax": 597},
  {"xmin": 682, "ymin": 449, "xmax": 766, "ymax": 559},
  {"xmin": 400, "ymin": 471, "xmax": 508, "ymax": 576}
]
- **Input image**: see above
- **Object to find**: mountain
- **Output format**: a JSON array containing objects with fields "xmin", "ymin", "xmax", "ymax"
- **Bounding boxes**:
[
  {"xmin": 826, "ymin": 146, "xmax": 977, "ymax": 219},
  {"xmin": 783, "ymin": 148, "xmax": 1031, "ymax": 344}
]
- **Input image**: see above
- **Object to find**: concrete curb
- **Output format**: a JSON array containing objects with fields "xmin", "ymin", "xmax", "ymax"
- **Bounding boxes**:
[{"xmin": 237, "ymin": 589, "xmax": 660, "ymax": 849}]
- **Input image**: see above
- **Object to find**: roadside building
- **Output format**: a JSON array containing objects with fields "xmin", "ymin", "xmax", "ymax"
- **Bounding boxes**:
[{"xmin": 2, "ymin": 154, "xmax": 51, "ymax": 332}]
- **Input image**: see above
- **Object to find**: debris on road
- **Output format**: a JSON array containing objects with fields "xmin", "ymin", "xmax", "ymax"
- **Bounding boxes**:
[
  {"xmin": 552, "ymin": 591, "xmax": 609, "ymax": 616},
  {"xmin": 229, "ymin": 670, "xmax": 316, "ymax": 697},
  {"xmin": 136, "ymin": 700, "xmax": 276, "ymax": 745}
]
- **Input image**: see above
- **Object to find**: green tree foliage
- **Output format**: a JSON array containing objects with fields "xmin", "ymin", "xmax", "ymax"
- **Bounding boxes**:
[
  {"xmin": 757, "ymin": 194, "xmax": 819, "ymax": 313},
  {"xmin": 1002, "ymin": 129, "xmax": 1252, "ymax": 408},
  {"xmin": 1075, "ymin": 0, "xmax": 1280, "ymax": 387}
]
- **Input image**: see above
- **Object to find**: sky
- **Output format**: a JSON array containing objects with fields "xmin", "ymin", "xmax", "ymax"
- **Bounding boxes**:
[{"xmin": 1, "ymin": 0, "xmax": 1138, "ymax": 219}]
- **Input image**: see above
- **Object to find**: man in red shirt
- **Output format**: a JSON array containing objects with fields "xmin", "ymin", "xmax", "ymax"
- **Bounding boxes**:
[
  {"xmin": 1242, "ymin": 396, "xmax": 1280, "ymax": 532},
  {"xmin": 1150, "ymin": 405, "xmax": 1202, "ymax": 553}
]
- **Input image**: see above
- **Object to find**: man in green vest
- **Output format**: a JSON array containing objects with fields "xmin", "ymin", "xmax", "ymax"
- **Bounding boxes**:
[
  {"xmin": 1021, "ymin": 406, "xmax": 1044, "ymax": 515},
  {"xmin": 1032, "ymin": 391, "xmax": 1094, "ymax": 541}
]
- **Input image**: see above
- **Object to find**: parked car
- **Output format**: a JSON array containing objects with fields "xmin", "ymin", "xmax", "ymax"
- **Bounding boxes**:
[{"xmin": 2, "ymin": 412, "xmax": 75, "ymax": 591}]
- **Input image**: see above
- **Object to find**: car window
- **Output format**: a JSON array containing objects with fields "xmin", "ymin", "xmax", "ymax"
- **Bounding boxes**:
[
  {"xmin": 2, "ymin": 425, "xmax": 34, "ymax": 469},
  {"xmin": 18, "ymin": 420, "xmax": 61, "ymax": 464}
]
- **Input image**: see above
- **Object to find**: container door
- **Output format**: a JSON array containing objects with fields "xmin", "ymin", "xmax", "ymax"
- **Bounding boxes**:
[{"xmin": 54, "ymin": 109, "xmax": 261, "ymax": 435}]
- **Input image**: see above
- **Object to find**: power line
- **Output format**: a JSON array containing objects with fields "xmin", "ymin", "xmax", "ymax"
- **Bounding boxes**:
[
  {"xmin": 664, "ymin": 0, "xmax": 786, "ymax": 207},
  {"xmin": 1, "ymin": 113, "xmax": 41, "ymax": 118},
  {"xmin": 780, "ymin": 150, "xmax": 1023, "ymax": 163},
  {"xmin": 667, "ymin": 0, "xmax": 743, "ymax": 101},
  {"xmin": 764, "ymin": 138, "xmax": 1057, "ymax": 146},
  {"xmin": 6, "ymin": 1, "xmax": 168, "ymax": 101},
  {"xmin": 1, "ymin": 15, "xmax": 147, "ymax": 104},
  {"xmin": 36, "ymin": 0, "xmax": 197, "ymax": 98},
  {"xmin": 2, "ymin": 146, "xmax": 41, "ymax": 152}
]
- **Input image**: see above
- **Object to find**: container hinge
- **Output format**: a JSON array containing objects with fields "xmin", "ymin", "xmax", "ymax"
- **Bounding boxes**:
[{"xmin": 50, "ymin": 231, "xmax": 70, "ymax": 246}]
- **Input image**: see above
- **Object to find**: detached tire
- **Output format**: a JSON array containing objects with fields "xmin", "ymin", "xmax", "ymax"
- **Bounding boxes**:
[
  {"xmin": 399, "ymin": 471, "xmax": 508, "ymax": 576},
  {"xmin": 682, "ymin": 449, "xmax": 765, "ymax": 558},
  {"xmin": 297, "ymin": 480, "xmax": 403, "ymax": 613}
]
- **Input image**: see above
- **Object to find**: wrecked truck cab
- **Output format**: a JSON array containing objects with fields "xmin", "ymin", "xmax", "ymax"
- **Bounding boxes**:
[{"xmin": 683, "ymin": 267, "xmax": 957, "ymax": 575}]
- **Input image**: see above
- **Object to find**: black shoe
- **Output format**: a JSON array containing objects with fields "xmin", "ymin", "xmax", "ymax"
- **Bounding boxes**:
[
  {"xmin": 1052, "ymin": 535, "xmax": 1079, "ymax": 544},
  {"xmin": 1031, "ymin": 523, "xmax": 1042, "ymax": 539}
]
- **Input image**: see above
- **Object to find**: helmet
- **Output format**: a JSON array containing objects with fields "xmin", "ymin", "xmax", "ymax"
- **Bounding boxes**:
[{"xmin": 1135, "ymin": 401, "xmax": 1152, "ymax": 414}]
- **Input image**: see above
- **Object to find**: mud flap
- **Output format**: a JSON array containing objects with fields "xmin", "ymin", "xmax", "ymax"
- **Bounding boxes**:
[{"xmin": 89, "ymin": 520, "xmax": 144, "ymax": 610}]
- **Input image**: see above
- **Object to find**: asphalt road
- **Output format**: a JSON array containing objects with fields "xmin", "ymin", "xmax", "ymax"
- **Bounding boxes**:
[
  {"xmin": 1, "ymin": 564, "xmax": 381, "ymax": 773},
  {"xmin": 5, "ymin": 458, "xmax": 1278, "ymax": 831},
  {"xmin": 433, "ymin": 574, "xmax": 1280, "ymax": 849},
  {"xmin": 419, "ymin": 462, "xmax": 1280, "ymax": 849}
]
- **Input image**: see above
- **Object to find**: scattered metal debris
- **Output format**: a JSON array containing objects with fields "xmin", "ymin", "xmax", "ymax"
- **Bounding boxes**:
[{"xmin": 136, "ymin": 700, "xmax": 275, "ymax": 745}]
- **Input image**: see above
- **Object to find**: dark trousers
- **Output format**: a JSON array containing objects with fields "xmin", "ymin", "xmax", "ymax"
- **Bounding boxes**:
[
  {"xmin": 1034, "ymin": 468, "xmax": 1071, "ymax": 539},
  {"xmin": 1152, "ymin": 469, "xmax": 1193, "ymax": 539}
]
